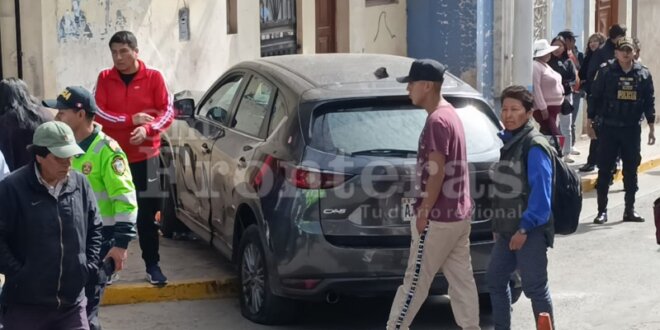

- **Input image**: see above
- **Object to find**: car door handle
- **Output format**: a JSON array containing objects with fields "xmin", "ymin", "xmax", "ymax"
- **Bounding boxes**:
[
  {"xmin": 243, "ymin": 145, "xmax": 253, "ymax": 152},
  {"xmin": 238, "ymin": 157, "xmax": 247, "ymax": 168},
  {"xmin": 201, "ymin": 143, "xmax": 211, "ymax": 154}
]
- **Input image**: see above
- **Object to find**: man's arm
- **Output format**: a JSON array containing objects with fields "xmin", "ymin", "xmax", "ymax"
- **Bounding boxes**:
[
  {"xmin": 644, "ymin": 72, "xmax": 656, "ymax": 144},
  {"xmin": 103, "ymin": 151, "xmax": 138, "ymax": 248},
  {"xmin": 588, "ymin": 67, "xmax": 607, "ymax": 120},
  {"xmin": 0, "ymin": 183, "xmax": 23, "ymax": 276},
  {"xmin": 417, "ymin": 151, "xmax": 446, "ymax": 234},
  {"xmin": 84, "ymin": 178, "xmax": 103, "ymax": 273},
  {"xmin": 143, "ymin": 71, "xmax": 174, "ymax": 137},
  {"xmin": 93, "ymin": 73, "xmax": 135, "ymax": 130},
  {"xmin": 520, "ymin": 147, "xmax": 554, "ymax": 231}
]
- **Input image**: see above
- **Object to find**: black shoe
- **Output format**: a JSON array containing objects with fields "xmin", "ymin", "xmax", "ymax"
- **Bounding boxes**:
[
  {"xmin": 622, "ymin": 210, "xmax": 645, "ymax": 222},
  {"xmin": 593, "ymin": 212, "xmax": 608, "ymax": 224},
  {"xmin": 579, "ymin": 164, "xmax": 596, "ymax": 172}
]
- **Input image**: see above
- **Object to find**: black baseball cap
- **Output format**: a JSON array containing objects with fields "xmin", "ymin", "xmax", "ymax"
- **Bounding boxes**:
[
  {"xmin": 396, "ymin": 59, "xmax": 447, "ymax": 83},
  {"xmin": 616, "ymin": 37, "xmax": 635, "ymax": 50},
  {"xmin": 42, "ymin": 86, "xmax": 99, "ymax": 114}
]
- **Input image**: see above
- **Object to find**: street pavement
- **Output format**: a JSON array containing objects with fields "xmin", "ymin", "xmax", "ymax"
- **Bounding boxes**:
[{"xmin": 101, "ymin": 169, "xmax": 660, "ymax": 330}]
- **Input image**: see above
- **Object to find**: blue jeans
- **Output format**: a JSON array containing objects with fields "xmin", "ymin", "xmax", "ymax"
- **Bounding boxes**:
[{"xmin": 487, "ymin": 230, "xmax": 553, "ymax": 330}]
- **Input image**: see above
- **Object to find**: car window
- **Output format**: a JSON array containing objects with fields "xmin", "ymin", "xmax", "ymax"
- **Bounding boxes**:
[
  {"xmin": 267, "ymin": 93, "xmax": 287, "ymax": 137},
  {"xmin": 232, "ymin": 76, "xmax": 274, "ymax": 137},
  {"xmin": 198, "ymin": 75, "xmax": 243, "ymax": 126},
  {"xmin": 311, "ymin": 103, "xmax": 501, "ymax": 161}
]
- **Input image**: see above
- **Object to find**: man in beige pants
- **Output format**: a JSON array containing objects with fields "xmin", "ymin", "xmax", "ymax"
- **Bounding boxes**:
[{"xmin": 387, "ymin": 59, "xmax": 480, "ymax": 330}]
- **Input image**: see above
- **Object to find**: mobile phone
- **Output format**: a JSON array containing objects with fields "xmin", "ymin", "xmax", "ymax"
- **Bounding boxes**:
[{"xmin": 103, "ymin": 258, "xmax": 116, "ymax": 275}]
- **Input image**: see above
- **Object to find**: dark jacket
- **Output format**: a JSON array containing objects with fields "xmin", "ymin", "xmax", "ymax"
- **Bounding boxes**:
[
  {"xmin": 585, "ymin": 39, "xmax": 617, "ymax": 94},
  {"xmin": 491, "ymin": 122, "xmax": 555, "ymax": 247},
  {"xmin": 548, "ymin": 54, "xmax": 577, "ymax": 95},
  {"xmin": 0, "ymin": 164, "xmax": 102, "ymax": 309},
  {"xmin": 0, "ymin": 108, "xmax": 53, "ymax": 171},
  {"xmin": 588, "ymin": 60, "xmax": 655, "ymax": 125}
]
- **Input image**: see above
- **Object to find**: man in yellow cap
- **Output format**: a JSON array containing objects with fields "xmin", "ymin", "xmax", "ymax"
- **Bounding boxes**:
[{"xmin": 0, "ymin": 121, "xmax": 102, "ymax": 330}]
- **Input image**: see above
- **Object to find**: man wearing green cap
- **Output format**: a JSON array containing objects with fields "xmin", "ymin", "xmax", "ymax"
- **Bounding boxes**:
[
  {"xmin": 0, "ymin": 121, "xmax": 102, "ymax": 330},
  {"xmin": 44, "ymin": 85, "xmax": 137, "ymax": 330}
]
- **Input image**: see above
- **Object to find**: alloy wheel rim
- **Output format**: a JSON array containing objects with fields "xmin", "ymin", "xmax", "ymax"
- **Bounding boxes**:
[{"xmin": 242, "ymin": 243, "xmax": 265, "ymax": 314}]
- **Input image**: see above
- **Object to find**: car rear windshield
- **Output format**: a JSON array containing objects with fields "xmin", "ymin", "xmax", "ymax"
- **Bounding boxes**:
[{"xmin": 310, "ymin": 100, "xmax": 501, "ymax": 159}]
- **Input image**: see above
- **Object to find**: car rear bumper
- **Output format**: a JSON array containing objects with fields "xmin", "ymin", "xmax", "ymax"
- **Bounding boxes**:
[{"xmin": 277, "ymin": 270, "xmax": 490, "ymax": 302}]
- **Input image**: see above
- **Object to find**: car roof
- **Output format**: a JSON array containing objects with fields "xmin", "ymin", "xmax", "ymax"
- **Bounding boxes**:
[{"xmin": 232, "ymin": 54, "xmax": 485, "ymax": 102}]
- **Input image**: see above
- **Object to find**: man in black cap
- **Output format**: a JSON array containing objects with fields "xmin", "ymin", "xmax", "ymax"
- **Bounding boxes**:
[
  {"xmin": 386, "ymin": 59, "xmax": 480, "ymax": 330},
  {"xmin": 44, "ymin": 86, "xmax": 137, "ymax": 330},
  {"xmin": 589, "ymin": 37, "xmax": 656, "ymax": 224},
  {"xmin": 581, "ymin": 24, "xmax": 627, "ymax": 173}
]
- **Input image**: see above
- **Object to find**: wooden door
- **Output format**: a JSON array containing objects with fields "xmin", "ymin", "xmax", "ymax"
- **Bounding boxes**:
[
  {"xmin": 315, "ymin": 0, "xmax": 336, "ymax": 53},
  {"xmin": 595, "ymin": 0, "xmax": 619, "ymax": 34}
]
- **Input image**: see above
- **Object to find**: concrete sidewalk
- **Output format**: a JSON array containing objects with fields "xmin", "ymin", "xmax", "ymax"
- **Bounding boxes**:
[
  {"xmin": 569, "ymin": 125, "xmax": 660, "ymax": 192},
  {"xmin": 102, "ymin": 237, "xmax": 239, "ymax": 306}
]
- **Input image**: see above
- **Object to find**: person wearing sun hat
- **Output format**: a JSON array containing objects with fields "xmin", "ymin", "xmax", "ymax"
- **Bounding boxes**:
[
  {"xmin": 0, "ymin": 121, "xmax": 102, "ymax": 329},
  {"xmin": 532, "ymin": 39, "xmax": 564, "ymax": 141},
  {"xmin": 589, "ymin": 36, "xmax": 655, "ymax": 225}
]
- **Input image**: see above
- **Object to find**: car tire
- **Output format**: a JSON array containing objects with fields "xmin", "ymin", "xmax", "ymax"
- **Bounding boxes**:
[
  {"xmin": 239, "ymin": 226, "xmax": 297, "ymax": 325},
  {"xmin": 160, "ymin": 167, "xmax": 188, "ymax": 239}
]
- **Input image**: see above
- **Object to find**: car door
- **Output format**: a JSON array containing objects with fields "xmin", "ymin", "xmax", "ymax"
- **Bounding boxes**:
[
  {"xmin": 176, "ymin": 74, "xmax": 246, "ymax": 238},
  {"xmin": 208, "ymin": 74, "xmax": 276, "ymax": 248}
]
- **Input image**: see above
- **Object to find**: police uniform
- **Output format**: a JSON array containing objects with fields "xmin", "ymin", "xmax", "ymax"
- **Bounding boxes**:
[
  {"xmin": 589, "ymin": 38, "xmax": 655, "ymax": 223},
  {"xmin": 43, "ymin": 86, "xmax": 137, "ymax": 330}
]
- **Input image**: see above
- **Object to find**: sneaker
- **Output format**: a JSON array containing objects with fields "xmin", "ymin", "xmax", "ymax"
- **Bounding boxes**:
[
  {"xmin": 146, "ymin": 265, "xmax": 168, "ymax": 285},
  {"xmin": 578, "ymin": 163, "xmax": 596, "ymax": 172},
  {"xmin": 106, "ymin": 272, "xmax": 120, "ymax": 286},
  {"xmin": 570, "ymin": 150, "xmax": 581, "ymax": 155},
  {"xmin": 563, "ymin": 156, "xmax": 575, "ymax": 164}
]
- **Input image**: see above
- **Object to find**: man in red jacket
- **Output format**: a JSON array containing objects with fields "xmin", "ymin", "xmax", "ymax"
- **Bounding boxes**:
[{"xmin": 94, "ymin": 30, "xmax": 173, "ymax": 285}]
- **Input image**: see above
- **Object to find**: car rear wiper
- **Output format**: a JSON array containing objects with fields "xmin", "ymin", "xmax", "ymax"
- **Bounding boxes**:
[{"xmin": 350, "ymin": 149, "xmax": 417, "ymax": 157}]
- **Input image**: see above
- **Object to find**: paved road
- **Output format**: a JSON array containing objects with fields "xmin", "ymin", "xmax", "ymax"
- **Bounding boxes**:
[{"xmin": 102, "ymin": 170, "xmax": 660, "ymax": 330}]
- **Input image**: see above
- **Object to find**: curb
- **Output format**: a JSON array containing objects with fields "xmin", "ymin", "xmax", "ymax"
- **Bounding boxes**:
[
  {"xmin": 101, "ymin": 277, "xmax": 239, "ymax": 306},
  {"xmin": 580, "ymin": 157, "xmax": 660, "ymax": 193}
]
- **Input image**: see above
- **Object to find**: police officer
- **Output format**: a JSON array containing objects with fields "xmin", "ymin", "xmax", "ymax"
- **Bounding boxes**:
[
  {"xmin": 589, "ymin": 37, "xmax": 656, "ymax": 224},
  {"xmin": 44, "ymin": 86, "xmax": 137, "ymax": 330}
]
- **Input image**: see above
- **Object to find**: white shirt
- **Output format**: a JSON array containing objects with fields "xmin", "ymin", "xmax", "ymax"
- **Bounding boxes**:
[{"xmin": 34, "ymin": 164, "xmax": 68, "ymax": 198}]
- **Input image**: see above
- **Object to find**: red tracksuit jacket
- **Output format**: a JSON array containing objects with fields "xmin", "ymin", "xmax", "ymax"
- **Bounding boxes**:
[{"xmin": 94, "ymin": 60, "xmax": 173, "ymax": 163}]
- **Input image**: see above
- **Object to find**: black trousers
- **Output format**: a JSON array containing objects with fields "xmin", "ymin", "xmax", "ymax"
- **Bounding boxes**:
[
  {"xmin": 85, "ymin": 240, "xmax": 113, "ymax": 330},
  {"xmin": 596, "ymin": 125, "xmax": 642, "ymax": 212},
  {"xmin": 129, "ymin": 156, "xmax": 162, "ymax": 268}
]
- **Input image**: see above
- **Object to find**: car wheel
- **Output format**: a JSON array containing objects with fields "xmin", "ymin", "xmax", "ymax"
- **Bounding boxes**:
[
  {"xmin": 159, "ymin": 168, "xmax": 188, "ymax": 238},
  {"xmin": 239, "ymin": 226, "xmax": 297, "ymax": 324}
]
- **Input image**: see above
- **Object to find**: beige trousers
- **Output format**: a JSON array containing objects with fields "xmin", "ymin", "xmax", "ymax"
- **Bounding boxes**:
[{"xmin": 386, "ymin": 219, "xmax": 480, "ymax": 330}]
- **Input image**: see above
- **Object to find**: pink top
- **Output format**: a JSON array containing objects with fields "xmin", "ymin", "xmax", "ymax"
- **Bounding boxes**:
[{"xmin": 532, "ymin": 60, "xmax": 564, "ymax": 110}]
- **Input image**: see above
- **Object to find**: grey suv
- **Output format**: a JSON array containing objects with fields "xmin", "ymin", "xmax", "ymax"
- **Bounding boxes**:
[{"xmin": 161, "ymin": 54, "xmax": 516, "ymax": 324}]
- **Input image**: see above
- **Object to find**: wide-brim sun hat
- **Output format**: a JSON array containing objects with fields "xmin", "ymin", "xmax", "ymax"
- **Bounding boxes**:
[{"xmin": 533, "ymin": 39, "xmax": 559, "ymax": 58}]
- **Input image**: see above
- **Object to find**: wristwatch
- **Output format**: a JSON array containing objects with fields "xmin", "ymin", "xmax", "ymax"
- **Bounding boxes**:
[{"xmin": 517, "ymin": 228, "xmax": 527, "ymax": 235}]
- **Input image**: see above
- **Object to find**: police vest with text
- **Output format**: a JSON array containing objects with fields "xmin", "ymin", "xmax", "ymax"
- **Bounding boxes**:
[{"xmin": 595, "ymin": 60, "xmax": 653, "ymax": 127}]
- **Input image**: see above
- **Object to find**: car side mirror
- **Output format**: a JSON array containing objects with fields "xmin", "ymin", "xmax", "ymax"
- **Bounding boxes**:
[{"xmin": 174, "ymin": 98, "xmax": 195, "ymax": 118}]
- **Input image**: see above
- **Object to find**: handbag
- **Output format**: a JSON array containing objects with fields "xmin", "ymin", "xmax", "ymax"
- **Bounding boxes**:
[{"xmin": 560, "ymin": 98, "xmax": 574, "ymax": 115}]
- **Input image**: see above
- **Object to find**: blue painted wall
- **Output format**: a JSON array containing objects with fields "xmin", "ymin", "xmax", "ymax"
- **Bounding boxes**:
[
  {"xmin": 551, "ymin": 0, "xmax": 586, "ymax": 53},
  {"xmin": 408, "ymin": 0, "xmax": 493, "ymax": 102},
  {"xmin": 552, "ymin": 0, "xmax": 567, "ymax": 38}
]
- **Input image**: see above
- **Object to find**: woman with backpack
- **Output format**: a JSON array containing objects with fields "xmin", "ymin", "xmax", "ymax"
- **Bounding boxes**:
[
  {"xmin": 548, "ymin": 35, "xmax": 578, "ymax": 163},
  {"xmin": 487, "ymin": 86, "xmax": 556, "ymax": 330}
]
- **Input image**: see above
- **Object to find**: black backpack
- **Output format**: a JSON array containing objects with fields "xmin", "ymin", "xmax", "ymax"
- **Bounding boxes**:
[{"xmin": 527, "ymin": 135, "xmax": 582, "ymax": 235}]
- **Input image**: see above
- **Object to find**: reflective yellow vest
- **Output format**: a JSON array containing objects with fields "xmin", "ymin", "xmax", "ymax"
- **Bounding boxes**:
[{"xmin": 72, "ymin": 128, "xmax": 137, "ymax": 248}]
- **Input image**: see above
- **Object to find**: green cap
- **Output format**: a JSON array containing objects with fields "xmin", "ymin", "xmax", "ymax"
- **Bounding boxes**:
[{"xmin": 32, "ymin": 121, "xmax": 84, "ymax": 158}]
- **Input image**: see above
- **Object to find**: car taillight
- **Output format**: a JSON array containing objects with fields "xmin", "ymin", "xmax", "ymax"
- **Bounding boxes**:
[{"xmin": 289, "ymin": 167, "xmax": 352, "ymax": 189}]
